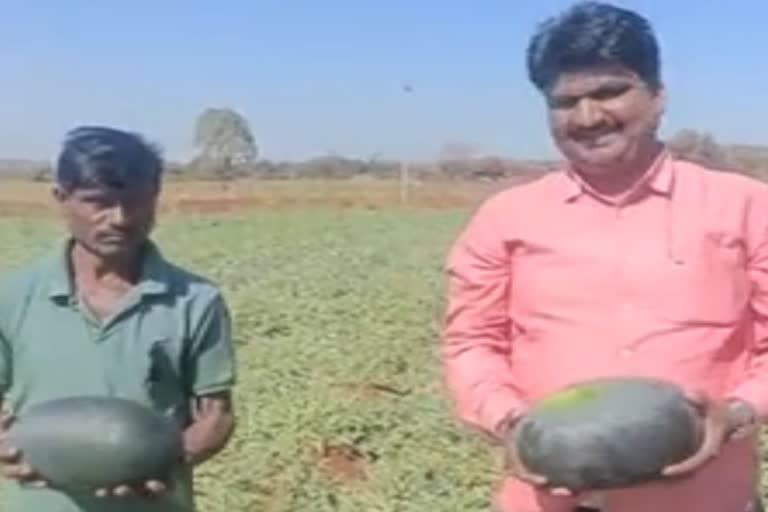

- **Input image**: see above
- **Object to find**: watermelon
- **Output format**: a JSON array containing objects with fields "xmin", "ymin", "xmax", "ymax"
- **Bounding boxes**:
[
  {"xmin": 5, "ymin": 396, "xmax": 184, "ymax": 491},
  {"xmin": 513, "ymin": 377, "xmax": 701, "ymax": 491}
]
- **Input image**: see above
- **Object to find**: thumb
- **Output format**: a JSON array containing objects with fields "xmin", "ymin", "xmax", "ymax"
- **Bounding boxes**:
[
  {"xmin": 683, "ymin": 389, "xmax": 714, "ymax": 415},
  {"xmin": 684, "ymin": 389, "xmax": 706, "ymax": 403},
  {"xmin": 0, "ymin": 411, "xmax": 14, "ymax": 430},
  {"xmin": 0, "ymin": 412, "xmax": 16, "ymax": 439}
]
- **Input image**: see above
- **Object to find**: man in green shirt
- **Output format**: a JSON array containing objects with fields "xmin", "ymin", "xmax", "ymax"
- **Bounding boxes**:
[{"xmin": 0, "ymin": 126, "xmax": 237, "ymax": 511}]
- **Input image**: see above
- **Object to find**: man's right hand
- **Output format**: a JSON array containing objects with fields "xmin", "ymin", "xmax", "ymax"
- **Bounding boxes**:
[
  {"xmin": 0, "ymin": 411, "xmax": 49, "ymax": 487},
  {"xmin": 500, "ymin": 414, "xmax": 573, "ymax": 497}
]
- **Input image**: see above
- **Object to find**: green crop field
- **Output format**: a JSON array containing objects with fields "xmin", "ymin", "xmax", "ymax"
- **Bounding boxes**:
[
  {"xmin": 0, "ymin": 207, "xmax": 767, "ymax": 511},
  {"xmin": 0, "ymin": 209, "xmax": 501, "ymax": 512}
]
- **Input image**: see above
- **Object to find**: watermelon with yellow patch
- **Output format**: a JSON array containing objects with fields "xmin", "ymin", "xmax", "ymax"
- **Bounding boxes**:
[{"xmin": 514, "ymin": 377, "xmax": 701, "ymax": 491}]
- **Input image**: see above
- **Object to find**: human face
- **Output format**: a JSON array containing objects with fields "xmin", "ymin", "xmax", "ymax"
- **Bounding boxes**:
[
  {"xmin": 54, "ymin": 180, "xmax": 159, "ymax": 262},
  {"xmin": 545, "ymin": 65, "xmax": 665, "ymax": 177}
]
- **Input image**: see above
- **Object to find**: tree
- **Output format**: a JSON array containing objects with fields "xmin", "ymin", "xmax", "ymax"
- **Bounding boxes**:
[
  {"xmin": 667, "ymin": 129, "xmax": 729, "ymax": 169},
  {"xmin": 193, "ymin": 108, "xmax": 258, "ymax": 179}
]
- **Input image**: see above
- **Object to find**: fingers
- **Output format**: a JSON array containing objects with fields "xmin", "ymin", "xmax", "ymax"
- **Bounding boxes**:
[
  {"xmin": 661, "ymin": 445, "xmax": 715, "ymax": 476},
  {"xmin": 683, "ymin": 390, "xmax": 725, "ymax": 419},
  {"xmin": 144, "ymin": 480, "xmax": 167, "ymax": 494},
  {"xmin": 95, "ymin": 485, "xmax": 134, "ymax": 498},
  {"xmin": 0, "ymin": 445, "xmax": 20, "ymax": 463},
  {"xmin": 662, "ymin": 401, "xmax": 729, "ymax": 477},
  {"xmin": 1, "ymin": 461, "xmax": 34, "ymax": 480},
  {"xmin": 95, "ymin": 481, "xmax": 167, "ymax": 499},
  {"xmin": 0, "ymin": 412, "xmax": 19, "ymax": 463},
  {"xmin": 1, "ymin": 461, "xmax": 48, "ymax": 487},
  {"xmin": 683, "ymin": 389, "xmax": 708, "ymax": 405},
  {"xmin": 114, "ymin": 485, "xmax": 134, "ymax": 497},
  {"xmin": 0, "ymin": 411, "xmax": 15, "ymax": 431},
  {"xmin": 662, "ymin": 431, "xmax": 716, "ymax": 476},
  {"xmin": 0, "ymin": 437, "xmax": 49, "ymax": 487},
  {"xmin": 503, "ymin": 422, "xmax": 572, "ymax": 496},
  {"xmin": 518, "ymin": 470, "xmax": 571, "ymax": 496},
  {"xmin": 24, "ymin": 479, "xmax": 49, "ymax": 488},
  {"xmin": 514, "ymin": 462, "xmax": 548, "ymax": 488},
  {"xmin": 683, "ymin": 390, "xmax": 712, "ymax": 417},
  {"xmin": 503, "ymin": 446, "xmax": 556, "ymax": 491},
  {"xmin": 0, "ymin": 414, "xmax": 21, "ymax": 470}
]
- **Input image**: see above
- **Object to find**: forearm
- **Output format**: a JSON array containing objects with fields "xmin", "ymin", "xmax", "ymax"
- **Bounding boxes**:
[
  {"xmin": 724, "ymin": 342, "xmax": 768, "ymax": 421},
  {"xmin": 441, "ymin": 199, "xmax": 524, "ymax": 439},
  {"xmin": 182, "ymin": 393, "xmax": 236, "ymax": 466},
  {"xmin": 442, "ymin": 335, "xmax": 525, "ymax": 440}
]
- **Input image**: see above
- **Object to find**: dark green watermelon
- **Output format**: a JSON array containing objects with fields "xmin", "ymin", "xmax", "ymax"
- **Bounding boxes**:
[
  {"xmin": 514, "ymin": 377, "xmax": 701, "ymax": 491},
  {"xmin": 6, "ymin": 396, "xmax": 184, "ymax": 491}
]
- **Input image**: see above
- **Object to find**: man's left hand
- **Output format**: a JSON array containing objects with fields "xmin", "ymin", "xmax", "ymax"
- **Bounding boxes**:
[{"xmin": 661, "ymin": 393, "xmax": 757, "ymax": 479}]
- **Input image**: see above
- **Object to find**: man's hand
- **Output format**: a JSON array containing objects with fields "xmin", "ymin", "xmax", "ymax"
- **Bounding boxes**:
[
  {"xmin": 182, "ymin": 392, "xmax": 235, "ymax": 466},
  {"xmin": 0, "ymin": 411, "xmax": 49, "ymax": 488},
  {"xmin": 661, "ymin": 392, "xmax": 756, "ymax": 479},
  {"xmin": 94, "ymin": 480, "xmax": 168, "ymax": 499},
  {"xmin": 500, "ymin": 413, "xmax": 573, "ymax": 497}
]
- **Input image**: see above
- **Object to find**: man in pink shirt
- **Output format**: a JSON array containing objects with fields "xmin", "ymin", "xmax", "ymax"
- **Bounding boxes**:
[{"xmin": 441, "ymin": 2, "xmax": 768, "ymax": 511}]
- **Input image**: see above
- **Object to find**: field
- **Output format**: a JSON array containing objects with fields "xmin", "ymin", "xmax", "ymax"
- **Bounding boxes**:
[
  {"xmin": 0, "ymin": 179, "xmax": 766, "ymax": 511},
  {"xmin": 0, "ymin": 180, "xmax": 503, "ymax": 511}
]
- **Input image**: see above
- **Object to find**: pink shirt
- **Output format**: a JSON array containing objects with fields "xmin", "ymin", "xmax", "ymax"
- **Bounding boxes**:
[{"xmin": 441, "ymin": 150, "xmax": 768, "ymax": 512}]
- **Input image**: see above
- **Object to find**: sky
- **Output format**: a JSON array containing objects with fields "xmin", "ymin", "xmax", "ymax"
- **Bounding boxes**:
[{"xmin": 1, "ymin": 1, "xmax": 766, "ymax": 163}]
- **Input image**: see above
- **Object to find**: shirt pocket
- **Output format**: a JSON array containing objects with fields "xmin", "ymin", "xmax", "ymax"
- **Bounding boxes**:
[
  {"xmin": 646, "ymin": 232, "xmax": 749, "ymax": 325},
  {"xmin": 141, "ymin": 338, "xmax": 190, "ymax": 425}
]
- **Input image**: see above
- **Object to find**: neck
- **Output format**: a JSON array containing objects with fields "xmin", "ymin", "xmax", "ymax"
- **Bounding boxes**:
[
  {"xmin": 577, "ymin": 142, "xmax": 664, "ymax": 196},
  {"xmin": 69, "ymin": 242, "xmax": 143, "ymax": 285}
]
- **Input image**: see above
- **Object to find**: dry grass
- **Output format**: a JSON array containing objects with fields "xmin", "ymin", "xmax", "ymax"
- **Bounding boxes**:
[{"xmin": 0, "ymin": 177, "xmax": 540, "ymax": 216}]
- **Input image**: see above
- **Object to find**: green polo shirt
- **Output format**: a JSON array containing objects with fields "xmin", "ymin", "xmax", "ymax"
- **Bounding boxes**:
[{"xmin": 0, "ymin": 238, "xmax": 236, "ymax": 512}]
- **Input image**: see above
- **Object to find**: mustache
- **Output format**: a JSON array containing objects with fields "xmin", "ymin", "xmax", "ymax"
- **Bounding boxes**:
[
  {"xmin": 96, "ymin": 227, "xmax": 135, "ymax": 239},
  {"xmin": 571, "ymin": 124, "xmax": 621, "ymax": 141}
]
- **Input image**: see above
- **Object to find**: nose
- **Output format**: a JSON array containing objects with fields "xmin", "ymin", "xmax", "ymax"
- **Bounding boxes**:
[
  {"xmin": 107, "ymin": 204, "xmax": 129, "ymax": 226},
  {"xmin": 572, "ymin": 98, "xmax": 606, "ymax": 129}
]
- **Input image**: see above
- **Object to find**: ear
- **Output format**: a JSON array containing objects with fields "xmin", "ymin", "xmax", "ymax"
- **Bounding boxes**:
[
  {"xmin": 644, "ymin": 84, "xmax": 667, "ymax": 135},
  {"xmin": 652, "ymin": 84, "xmax": 667, "ymax": 120},
  {"xmin": 51, "ymin": 184, "xmax": 68, "ymax": 203}
]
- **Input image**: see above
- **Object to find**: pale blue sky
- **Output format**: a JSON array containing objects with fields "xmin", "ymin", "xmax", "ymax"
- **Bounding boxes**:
[{"xmin": 1, "ymin": 1, "xmax": 766, "ymax": 163}]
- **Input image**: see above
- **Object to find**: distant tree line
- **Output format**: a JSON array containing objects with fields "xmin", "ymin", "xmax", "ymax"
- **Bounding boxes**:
[
  {"xmin": 15, "ymin": 108, "xmax": 768, "ymax": 183},
  {"xmin": 666, "ymin": 129, "xmax": 768, "ymax": 181}
]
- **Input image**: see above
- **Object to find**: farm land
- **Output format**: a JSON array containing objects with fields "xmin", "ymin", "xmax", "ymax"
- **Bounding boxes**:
[{"xmin": 0, "ymin": 176, "xmax": 766, "ymax": 511}]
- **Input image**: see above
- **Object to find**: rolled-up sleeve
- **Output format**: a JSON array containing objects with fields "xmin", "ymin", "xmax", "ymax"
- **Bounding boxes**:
[
  {"xmin": 441, "ymin": 197, "xmax": 524, "ymax": 438},
  {"xmin": 185, "ymin": 292, "xmax": 237, "ymax": 396}
]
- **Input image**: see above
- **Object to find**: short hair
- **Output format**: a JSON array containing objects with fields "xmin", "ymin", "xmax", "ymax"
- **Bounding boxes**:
[
  {"xmin": 526, "ymin": 1, "xmax": 661, "ymax": 92},
  {"xmin": 55, "ymin": 126, "xmax": 163, "ymax": 192}
]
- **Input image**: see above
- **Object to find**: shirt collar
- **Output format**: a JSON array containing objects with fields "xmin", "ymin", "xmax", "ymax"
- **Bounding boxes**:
[
  {"xmin": 560, "ymin": 148, "xmax": 674, "ymax": 203},
  {"xmin": 47, "ymin": 238, "xmax": 170, "ymax": 301}
]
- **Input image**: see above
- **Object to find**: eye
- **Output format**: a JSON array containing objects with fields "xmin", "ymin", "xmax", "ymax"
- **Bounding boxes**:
[
  {"xmin": 548, "ymin": 95, "xmax": 579, "ymax": 110},
  {"xmin": 589, "ymin": 84, "xmax": 632, "ymax": 101},
  {"xmin": 82, "ymin": 196, "xmax": 113, "ymax": 208}
]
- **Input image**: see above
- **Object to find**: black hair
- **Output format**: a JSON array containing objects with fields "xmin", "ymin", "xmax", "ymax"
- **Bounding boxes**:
[
  {"xmin": 527, "ymin": 1, "xmax": 661, "ymax": 92},
  {"xmin": 55, "ymin": 126, "xmax": 163, "ymax": 192}
]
